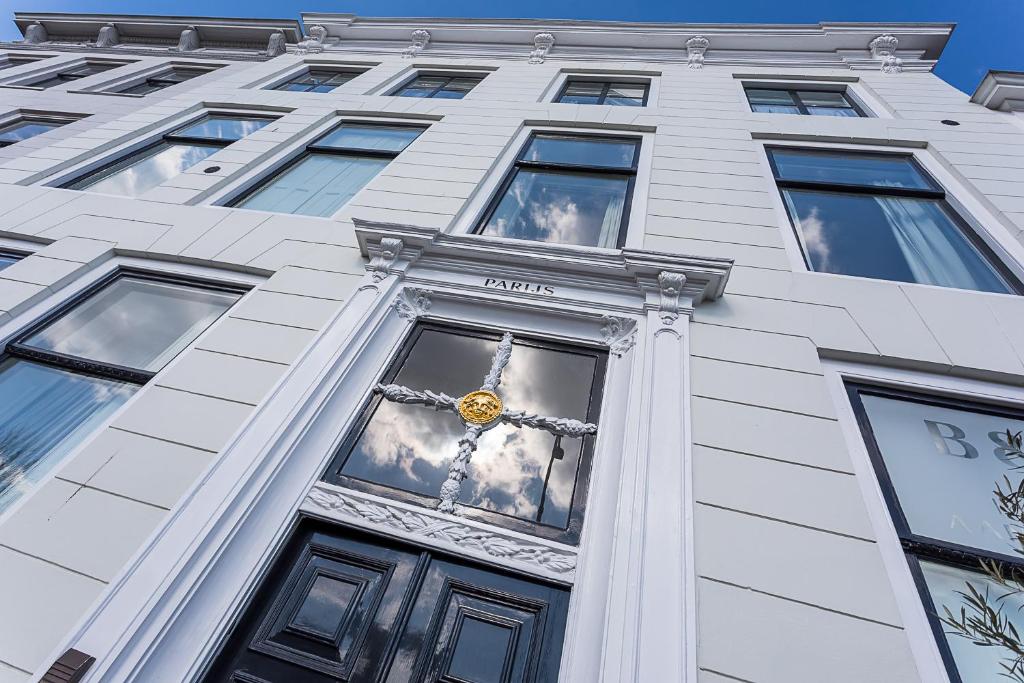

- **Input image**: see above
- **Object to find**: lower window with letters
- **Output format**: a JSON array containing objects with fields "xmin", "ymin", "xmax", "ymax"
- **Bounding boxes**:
[
  {"xmin": 202, "ymin": 519, "xmax": 570, "ymax": 682},
  {"xmin": 849, "ymin": 383, "xmax": 1024, "ymax": 682}
]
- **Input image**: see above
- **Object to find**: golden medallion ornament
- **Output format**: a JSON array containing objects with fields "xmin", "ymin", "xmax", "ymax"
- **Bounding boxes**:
[{"xmin": 458, "ymin": 390, "xmax": 503, "ymax": 425}]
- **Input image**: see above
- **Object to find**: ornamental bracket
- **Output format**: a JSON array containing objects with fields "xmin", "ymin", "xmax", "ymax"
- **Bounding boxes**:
[
  {"xmin": 529, "ymin": 33, "xmax": 555, "ymax": 64},
  {"xmin": 686, "ymin": 36, "xmax": 709, "ymax": 70},
  {"xmin": 869, "ymin": 34, "xmax": 903, "ymax": 74},
  {"xmin": 402, "ymin": 29, "xmax": 430, "ymax": 58}
]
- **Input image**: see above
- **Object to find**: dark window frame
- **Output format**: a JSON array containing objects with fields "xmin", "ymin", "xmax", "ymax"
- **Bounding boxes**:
[
  {"xmin": 113, "ymin": 66, "xmax": 214, "ymax": 95},
  {"xmin": 61, "ymin": 112, "xmax": 277, "ymax": 191},
  {"xmin": 323, "ymin": 321, "xmax": 609, "ymax": 545},
  {"xmin": 226, "ymin": 120, "xmax": 427, "ymax": 209},
  {"xmin": 766, "ymin": 145, "xmax": 1022, "ymax": 293},
  {"xmin": 745, "ymin": 85, "xmax": 867, "ymax": 117},
  {"xmin": 272, "ymin": 67, "xmax": 366, "ymax": 93},
  {"xmin": 473, "ymin": 132, "xmax": 642, "ymax": 249},
  {"xmin": 2, "ymin": 267, "xmax": 248, "ymax": 385},
  {"xmin": 0, "ymin": 114, "xmax": 79, "ymax": 147},
  {"xmin": 25, "ymin": 60, "xmax": 129, "ymax": 88},
  {"xmin": 555, "ymin": 78, "xmax": 650, "ymax": 106},
  {"xmin": 847, "ymin": 382, "xmax": 1024, "ymax": 683},
  {"xmin": 389, "ymin": 72, "xmax": 486, "ymax": 99}
]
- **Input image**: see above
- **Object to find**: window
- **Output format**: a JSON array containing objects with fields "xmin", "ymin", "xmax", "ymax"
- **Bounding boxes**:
[
  {"xmin": 746, "ymin": 86, "xmax": 865, "ymax": 117},
  {"xmin": 768, "ymin": 148, "xmax": 1017, "ymax": 293},
  {"xmin": 0, "ymin": 271, "xmax": 243, "ymax": 513},
  {"xmin": 1, "ymin": 55, "xmax": 40, "ymax": 70},
  {"xmin": 848, "ymin": 383, "xmax": 1024, "ymax": 682},
  {"xmin": 476, "ymin": 133, "xmax": 641, "ymax": 249},
  {"xmin": 112, "ymin": 66, "xmax": 212, "ymax": 95},
  {"xmin": 64, "ymin": 113, "xmax": 274, "ymax": 197},
  {"xmin": 24, "ymin": 61, "xmax": 125, "ymax": 89},
  {"xmin": 203, "ymin": 521, "xmax": 570, "ymax": 682},
  {"xmin": 0, "ymin": 252, "xmax": 20, "ymax": 270},
  {"xmin": 556, "ymin": 79, "xmax": 649, "ymax": 106},
  {"xmin": 0, "ymin": 115, "xmax": 76, "ymax": 147},
  {"xmin": 325, "ymin": 323, "xmax": 607, "ymax": 543},
  {"xmin": 391, "ymin": 74, "xmax": 484, "ymax": 99},
  {"xmin": 272, "ymin": 68, "xmax": 363, "ymax": 93},
  {"xmin": 231, "ymin": 122, "xmax": 423, "ymax": 217}
]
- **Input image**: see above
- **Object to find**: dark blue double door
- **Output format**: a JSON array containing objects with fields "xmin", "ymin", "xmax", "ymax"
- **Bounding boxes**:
[{"xmin": 202, "ymin": 520, "xmax": 570, "ymax": 682}]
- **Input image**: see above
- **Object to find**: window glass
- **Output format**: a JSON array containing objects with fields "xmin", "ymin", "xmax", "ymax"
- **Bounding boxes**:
[
  {"xmin": 523, "ymin": 135, "xmax": 637, "ymax": 169},
  {"xmin": 559, "ymin": 82, "xmax": 603, "ymax": 105},
  {"xmin": 860, "ymin": 393, "xmax": 1024, "ymax": 555},
  {"xmin": 174, "ymin": 115, "xmax": 272, "ymax": 142},
  {"xmin": 920, "ymin": 560, "xmax": 1024, "ymax": 681},
  {"xmin": 67, "ymin": 141, "xmax": 219, "ymax": 196},
  {"xmin": 0, "ymin": 359, "xmax": 135, "ymax": 512},
  {"xmin": 115, "ymin": 68, "xmax": 207, "ymax": 95},
  {"xmin": 807, "ymin": 106, "xmax": 860, "ymax": 117},
  {"xmin": 316, "ymin": 125, "xmax": 422, "ymax": 152},
  {"xmin": 0, "ymin": 120, "xmax": 63, "ymax": 145},
  {"xmin": 275, "ymin": 69, "xmax": 358, "ymax": 93},
  {"xmin": 796, "ymin": 90, "xmax": 850, "ymax": 107},
  {"xmin": 394, "ymin": 75, "xmax": 482, "ymax": 99},
  {"xmin": 771, "ymin": 149, "xmax": 934, "ymax": 189},
  {"xmin": 0, "ymin": 254, "xmax": 18, "ymax": 270},
  {"xmin": 746, "ymin": 88, "xmax": 798, "ymax": 105},
  {"xmin": 337, "ymin": 328, "xmax": 601, "ymax": 530},
  {"xmin": 23, "ymin": 277, "xmax": 240, "ymax": 372},
  {"xmin": 605, "ymin": 83, "xmax": 646, "ymax": 106},
  {"xmin": 236, "ymin": 154, "xmax": 388, "ymax": 217},
  {"xmin": 479, "ymin": 170, "xmax": 629, "ymax": 249},
  {"xmin": 783, "ymin": 189, "xmax": 1011, "ymax": 293}
]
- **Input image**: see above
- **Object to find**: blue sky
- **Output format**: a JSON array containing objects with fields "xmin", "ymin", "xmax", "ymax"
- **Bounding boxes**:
[{"xmin": 1, "ymin": 0, "xmax": 1020, "ymax": 94}]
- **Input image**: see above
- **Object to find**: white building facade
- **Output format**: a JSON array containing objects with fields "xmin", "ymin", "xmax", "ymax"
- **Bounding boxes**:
[{"xmin": 0, "ymin": 12, "xmax": 1020, "ymax": 683}]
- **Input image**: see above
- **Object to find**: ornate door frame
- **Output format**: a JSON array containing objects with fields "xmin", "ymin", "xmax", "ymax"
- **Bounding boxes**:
[{"xmin": 57, "ymin": 222, "xmax": 731, "ymax": 683}]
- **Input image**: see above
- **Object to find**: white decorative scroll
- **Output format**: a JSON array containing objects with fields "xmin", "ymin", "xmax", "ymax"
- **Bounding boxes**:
[
  {"xmin": 367, "ymin": 237, "xmax": 403, "ymax": 282},
  {"xmin": 96, "ymin": 23, "xmax": 119, "ymax": 48},
  {"xmin": 24, "ymin": 22, "xmax": 47, "ymax": 44},
  {"xmin": 266, "ymin": 30, "xmax": 287, "ymax": 57},
  {"xmin": 295, "ymin": 24, "xmax": 326, "ymax": 55},
  {"xmin": 657, "ymin": 271, "xmax": 686, "ymax": 324},
  {"xmin": 600, "ymin": 315, "xmax": 638, "ymax": 357},
  {"xmin": 529, "ymin": 32, "xmax": 555, "ymax": 64},
  {"xmin": 501, "ymin": 411, "xmax": 598, "ymax": 437},
  {"xmin": 303, "ymin": 483, "xmax": 577, "ymax": 579},
  {"xmin": 686, "ymin": 36, "xmax": 709, "ymax": 69},
  {"xmin": 481, "ymin": 331, "xmax": 513, "ymax": 391},
  {"xmin": 374, "ymin": 384, "xmax": 459, "ymax": 412},
  {"xmin": 402, "ymin": 29, "xmax": 430, "ymax": 58},
  {"xmin": 393, "ymin": 287, "xmax": 432, "ymax": 321},
  {"xmin": 869, "ymin": 34, "xmax": 902, "ymax": 74}
]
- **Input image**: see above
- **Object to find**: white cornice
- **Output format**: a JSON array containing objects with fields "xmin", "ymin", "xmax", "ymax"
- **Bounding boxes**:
[
  {"xmin": 10, "ymin": 12, "xmax": 302, "ymax": 59},
  {"xmin": 971, "ymin": 70, "xmax": 1024, "ymax": 112},
  {"xmin": 352, "ymin": 220, "xmax": 733, "ymax": 306}
]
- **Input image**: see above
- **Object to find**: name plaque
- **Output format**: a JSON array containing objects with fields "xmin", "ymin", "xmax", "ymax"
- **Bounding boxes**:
[{"xmin": 483, "ymin": 278, "xmax": 555, "ymax": 295}]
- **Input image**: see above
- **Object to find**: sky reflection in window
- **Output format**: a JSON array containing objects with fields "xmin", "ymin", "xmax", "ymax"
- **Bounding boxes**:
[{"xmin": 339, "ymin": 329, "xmax": 600, "ymax": 529}]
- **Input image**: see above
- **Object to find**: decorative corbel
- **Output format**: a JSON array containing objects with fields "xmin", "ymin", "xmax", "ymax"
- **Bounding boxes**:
[
  {"xmin": 657, "ymin": 272, "xmax": 686, "ymax": 324},
  {"xmin": 95, "ymin": 23, "xmax": 119, "ymax": 48},
  {"xmin": 869, "ymin": 34, "xmax": 902, "ymax": 74},
  {"xmin": 24, "ymin": 22, "xmax": 48, "ymax": 44},
  {"xmin": 295, "ymin": 25, "xmax": 326, "ymax": 55},
  {"xmin": 529, "ymin": 33, "xmax": 555, "ymax": 64},
  {"xmin": 402, "ymin": 29, "xmax": 430, "ymax": 58},
  {"xmin": 686, "ymin": 36, "xmax": 709, "ymax": 70},
  {"xmin": 600, "ymin": 315, "xmax": 638, "ymax": 357},
  {"xmin": 394, "ymin": 287, "xmax": 432, "ymax": 321},
  {"xmin": 366, "ymin": 237, "xmax": 404, "ymax": 282},
  {"xmin": 174, "ymin": 25, "xmax": 201, "ymax": 52},
  {"xmin": 266, "ymin": 30, "xmax": 287, "ymax": 57}
]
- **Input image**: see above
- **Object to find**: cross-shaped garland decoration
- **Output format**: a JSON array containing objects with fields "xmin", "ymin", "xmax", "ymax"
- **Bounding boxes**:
[{"xmin": 374, "ymin": 332, "xmax": 599, "ymax": 514}]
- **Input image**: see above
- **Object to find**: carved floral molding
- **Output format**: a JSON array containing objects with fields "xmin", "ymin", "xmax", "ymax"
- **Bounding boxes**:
[{"xmin": 303, "ymin": 483, "xmax": 577, "ymax": 579}]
